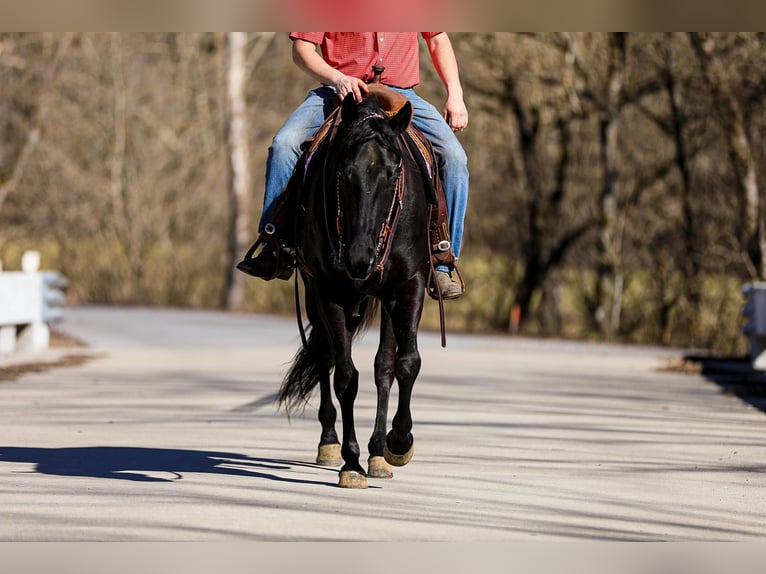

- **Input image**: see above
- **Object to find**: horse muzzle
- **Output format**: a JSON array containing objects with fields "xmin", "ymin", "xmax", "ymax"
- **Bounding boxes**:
[{"xmin": 344, "ymin": 242, "xmax": 377, "ymax": 280}]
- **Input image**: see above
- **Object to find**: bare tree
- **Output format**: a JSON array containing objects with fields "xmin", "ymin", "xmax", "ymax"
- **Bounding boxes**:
[
  {"xmin": 458, "ymin": 33, "xmax": 598, "ymax": 332},
  {"xmin": 689, "ymin": 32, "xmax": 765, "ymax": 279},
  {"xmin": 0, "ymin": 128, "xmax": 37, "ymax": 212},
  {"xmin": 223, "ymin": 32, "xmax": 251, "ymax": 310},
  {"xmin": 0, "ymin": 33, "xmax": 74, "ymax": 215},
  {"xmin": 222, "ymin": 32, "xmax": 278, "ymax": 310},
  {"xmin": 594, "ymin": 33, "xmax": 628, "ymax": 337}
]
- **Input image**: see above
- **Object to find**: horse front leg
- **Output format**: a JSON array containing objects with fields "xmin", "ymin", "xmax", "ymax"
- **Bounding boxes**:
[
  {"xmin": 384, "ymin": 277, "xmax": 425, "ymax": 468},
  {"xmin": 324, "ymin": 301, "xmax": 367, "ymax": 488},
  {"xmin": 367, "ymin": 308, "xmax": 396, "ymax": 479}
]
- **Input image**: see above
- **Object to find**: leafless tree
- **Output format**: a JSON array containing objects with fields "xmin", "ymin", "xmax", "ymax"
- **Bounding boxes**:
[
  {"xmin": 223, "ymin": 32, "xmax": 251, "ymax": 310},
  {"xmin": 689, "ymin": 32, "xmax": 765, "ymax": 280}
]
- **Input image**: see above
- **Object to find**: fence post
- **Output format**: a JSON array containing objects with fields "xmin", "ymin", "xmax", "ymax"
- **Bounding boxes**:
[{"xmin": 15, "ymin": 251, "xmax": 49, "ymax": 353}]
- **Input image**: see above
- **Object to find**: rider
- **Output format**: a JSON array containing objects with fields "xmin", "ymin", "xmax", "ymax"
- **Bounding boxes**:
[{"xmin": 237, "ymin": 32, "xmax": 469, "ymax": 298}]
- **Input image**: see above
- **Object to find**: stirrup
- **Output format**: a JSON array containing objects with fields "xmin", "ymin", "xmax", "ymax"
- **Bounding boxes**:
[
  {"xmin": 238, "ymin": 236, "xmax": 294, "ymax": 281},
  {"xmin": 272, "ymin": 249, "xmax": 295, "ymax": 281},
  {"xmin": 427, "ymin": 265, "xmax": 465, "ymax": 301}
]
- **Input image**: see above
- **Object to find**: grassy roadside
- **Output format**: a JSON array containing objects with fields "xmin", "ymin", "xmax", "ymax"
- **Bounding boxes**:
[{"xmin": 0, "ymin": 329, "xmax": 101, "ymax": 383}]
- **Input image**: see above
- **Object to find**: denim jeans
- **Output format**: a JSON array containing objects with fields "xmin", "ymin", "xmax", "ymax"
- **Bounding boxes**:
[{"xmin": 261, "ymin": 86, "xmax": 469, "ymax": 267}]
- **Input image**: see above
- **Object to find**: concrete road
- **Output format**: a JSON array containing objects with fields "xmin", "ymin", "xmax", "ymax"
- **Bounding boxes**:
[{"xmin": 0, "ymin": 305, "xmax": 765, "ymax": 541}]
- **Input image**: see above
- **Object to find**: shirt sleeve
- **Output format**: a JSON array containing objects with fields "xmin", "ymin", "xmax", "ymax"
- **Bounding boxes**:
[
  {"xmin": 289, "ymin": 32, "xmax": 325, "ymax": 44},
  {"xmin": 420, "ymin": 32, "xmax": 443, "ymax": 40}
]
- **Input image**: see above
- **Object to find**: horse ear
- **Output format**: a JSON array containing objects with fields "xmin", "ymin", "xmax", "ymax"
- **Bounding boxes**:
[
  {"xmin": 341, "ymin": 93, "xmax": 358, "ymax": 124},
  {"xmin": 389, "ymin": 101, "xmax": 412, "ymax": 135}
]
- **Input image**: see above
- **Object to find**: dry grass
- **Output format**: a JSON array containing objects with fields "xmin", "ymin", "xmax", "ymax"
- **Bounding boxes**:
[
  {"xmin": 0, "ymin": 327, "xmax": 98, "ymax": 382},
  {"xmin": 0, "ymin": 353, "xmax": 101, "ymax": 382},
  {"xmin": 657, "ymin": 356, "xmax": 704, "ymax": 374}
]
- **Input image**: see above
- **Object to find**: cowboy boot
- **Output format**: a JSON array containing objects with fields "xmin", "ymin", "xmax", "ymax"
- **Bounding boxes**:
[
  {"xmin": 236, "ymin": 242, "xmax": 294, "ymax": 281},
  {"xmin": 432, "ymin": 269, "xmax": 463, "ymax": 299}
]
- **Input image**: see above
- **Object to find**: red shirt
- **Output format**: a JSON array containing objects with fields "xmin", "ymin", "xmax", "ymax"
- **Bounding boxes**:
[{"xmin": 289, "ymin": 32, "xmax": 441, "ymax": 88}]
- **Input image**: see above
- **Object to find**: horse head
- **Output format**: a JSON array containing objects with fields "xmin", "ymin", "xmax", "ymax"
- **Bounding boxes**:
[{"xmin": 333, "ymin": 93, "xmax": 412, "ymax": 280}]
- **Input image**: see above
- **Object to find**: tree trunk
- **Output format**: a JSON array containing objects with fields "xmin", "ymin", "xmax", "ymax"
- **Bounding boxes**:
[
  {"xmin": 0, "ymin": 128, "xmax": 39, "ymax": 213},
  {"xmin": 223, "ymin": 32, "xmax": 252, "ymax": 310},
  {"xmin": 688, "ymin": 32, "xmax": 765, "ymax": 279},
  {"xmin": 594, "ymin": 33, "xmax": 627, "ymax": 339},
  {"xmin": 664, "ymin": 34, "xmax": 701, "ymax": 341}
]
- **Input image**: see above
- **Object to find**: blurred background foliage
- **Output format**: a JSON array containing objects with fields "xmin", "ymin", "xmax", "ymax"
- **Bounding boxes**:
[{"xmin": 2, "ymin": 32, "xmax": 765, "ymax": 353}]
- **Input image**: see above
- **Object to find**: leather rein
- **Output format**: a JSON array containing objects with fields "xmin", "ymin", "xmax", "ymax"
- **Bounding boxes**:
[{"xmin": 328, "ymin": 111, "xmax": 406, "ymax": 280}]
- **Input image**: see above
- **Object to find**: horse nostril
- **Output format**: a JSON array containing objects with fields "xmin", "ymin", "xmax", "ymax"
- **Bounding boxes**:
[{"xmin": 345, "ymin": 244, "xmax": 376, "ymax": 279}]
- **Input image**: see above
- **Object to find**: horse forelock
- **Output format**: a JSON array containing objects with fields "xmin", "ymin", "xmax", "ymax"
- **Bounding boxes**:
[
  {"xmin": 337, "ymin": 121, "xmax": 401, "ymax": 166},
  {"xmin": 338, "ymin": 99, "xmax": 400, "ymax": 152}
]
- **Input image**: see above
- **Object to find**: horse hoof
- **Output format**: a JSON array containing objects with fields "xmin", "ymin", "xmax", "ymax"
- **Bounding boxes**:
[
  {"xmin": 367, "ymin": 456, "xmax": 393, "ymax": 479},
  {"xmin": 338, "ymin": 470, "xmax": 368, "ymax": 489},
  {"xmin": 384, "ymin": 443, "xmax": 414, "ymax": 467},
  {"xmin": 316, "ymin": 443, "xmax": 342, "ymax": 466}
]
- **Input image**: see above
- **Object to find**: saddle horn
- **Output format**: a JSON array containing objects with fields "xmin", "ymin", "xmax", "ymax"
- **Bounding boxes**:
[{"xmin": 371, "ymin": 65, "xmax": 385, "ymax": 84}]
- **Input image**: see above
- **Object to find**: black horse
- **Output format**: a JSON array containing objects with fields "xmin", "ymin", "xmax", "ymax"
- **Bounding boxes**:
[{"xmin": 278, "ymin": 90, "xmax": 429, "ymax": 489}]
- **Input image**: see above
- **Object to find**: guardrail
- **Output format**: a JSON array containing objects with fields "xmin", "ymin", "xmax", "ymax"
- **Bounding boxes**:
[
  {"xmin": 0, "ymin": 250, "xmax": 68, "ymax": 356},
  {"xmin": 742, "ymin": 282, "xmax": 766, "ymax": 370}
]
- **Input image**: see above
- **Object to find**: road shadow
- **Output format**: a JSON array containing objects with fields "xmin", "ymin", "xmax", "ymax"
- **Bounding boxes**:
[
  {"xmin": 0, "ymin": 446, "xmax": 340, "ymax": 487},
  {"xmin": 677, "ymin": 353, "xmax": 766, "ymax": 414}
]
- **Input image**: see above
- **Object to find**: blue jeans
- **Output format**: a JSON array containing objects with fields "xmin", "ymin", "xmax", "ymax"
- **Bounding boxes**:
[{"xmin": 261, "ymin": 86, "xmax": 469, "ymax": 268}]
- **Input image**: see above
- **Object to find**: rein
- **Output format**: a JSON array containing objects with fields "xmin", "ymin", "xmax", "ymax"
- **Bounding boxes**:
[
  {"xmin": 329, "ymin": 110, "xmax": 406, "ymax": 279},
  {"xmin": 333, "ymin": 159, "xmax": 404, "ymax": 280},
  {"xmin": 373, "ymin": 161, "xmax": 404, "ymax": 275}
]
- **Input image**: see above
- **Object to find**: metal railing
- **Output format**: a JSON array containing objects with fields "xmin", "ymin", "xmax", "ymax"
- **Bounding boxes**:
[
  {"xmin": 0, "ymin": 250, "xmax": 68, "ymax": 356},
  {"xmin": 742, "ymin": 282, "xmax": 766, "ymax": 370}
]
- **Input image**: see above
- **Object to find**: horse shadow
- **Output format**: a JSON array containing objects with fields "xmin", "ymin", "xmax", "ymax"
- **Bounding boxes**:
[
  {"xmin": 683, "ymin": 353, "xmax": 766, "ymax": 414},
  {"xmin": 0, "ymin": 446, "xmax": 340, "ymax": 487}
]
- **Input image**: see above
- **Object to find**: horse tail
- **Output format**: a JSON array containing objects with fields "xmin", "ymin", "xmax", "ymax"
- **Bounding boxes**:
[
  {"xmin": 278, "ymin": 324, "xmax": 329, "ymax": 414},
  {"xmin": 278, "ymin": 296, "xmax": 379, "ymax": 414}
]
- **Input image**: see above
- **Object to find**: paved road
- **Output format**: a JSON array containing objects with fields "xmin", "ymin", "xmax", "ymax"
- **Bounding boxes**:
[{"xmin": 1, "ymin": 305, "xmax": 765, "ymax": 541}]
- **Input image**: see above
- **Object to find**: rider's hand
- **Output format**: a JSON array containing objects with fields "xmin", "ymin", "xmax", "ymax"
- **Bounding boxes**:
[
  {"xmin": 444, "ymin": 94, "xmax": 468, "ymax": 132},
  {"xmin": 335, "ymin": 75, "xmax": 368, "ymax": 103}
]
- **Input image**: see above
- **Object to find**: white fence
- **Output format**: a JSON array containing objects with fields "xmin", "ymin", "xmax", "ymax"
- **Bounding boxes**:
[{"xmin": 0, "ymin": 251, "xmax": 68, "ymax": 356}]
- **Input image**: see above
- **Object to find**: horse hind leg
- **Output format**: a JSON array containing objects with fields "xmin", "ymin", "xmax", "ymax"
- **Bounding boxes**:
[
  {"xmin": 316, "ymin": 368, "xmax": 342, "ymax": 467},
  {"xmin": 367, "ymin": 310, "xmax": 395, "ymax": 479},
  {"xmin": 383, "ymin": 282, "xmax": 423, "ymax": 468},
  {"xmin": 384, "ymin": 346, "xmax": 419, "ymax": 467},
  {"xmin": 317, "ymin": 332, "xmax": 343, "ymax": 466}
]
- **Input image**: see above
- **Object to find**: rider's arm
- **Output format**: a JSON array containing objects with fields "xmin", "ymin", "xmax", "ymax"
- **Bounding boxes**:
[
  {"xmin": 292, "ymin": 38, "xmax": 368, "ymax": 103},
  {"xmin": 424, "ymin": 33, "xmax": 468, "ymax": 132}
]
